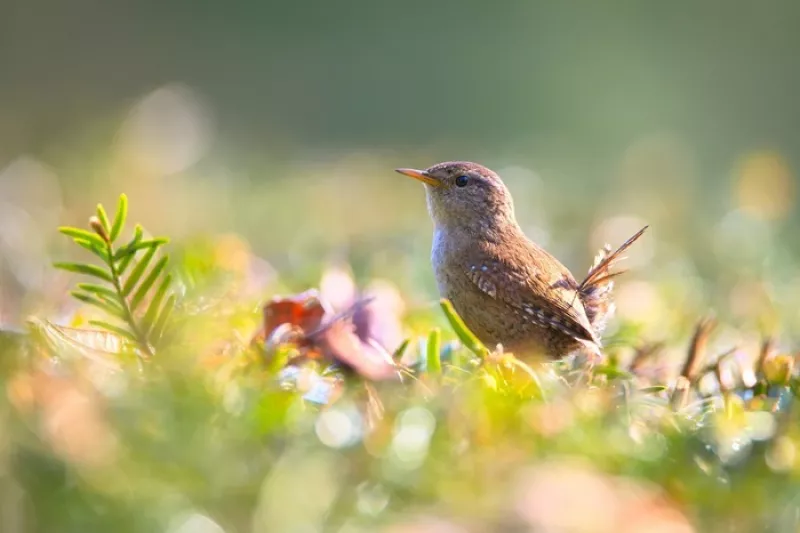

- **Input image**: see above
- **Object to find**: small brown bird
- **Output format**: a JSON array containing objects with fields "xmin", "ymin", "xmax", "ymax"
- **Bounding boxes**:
[{"xmin": 396, "ymin": 161, "xmax": 647, "ymax": 360}]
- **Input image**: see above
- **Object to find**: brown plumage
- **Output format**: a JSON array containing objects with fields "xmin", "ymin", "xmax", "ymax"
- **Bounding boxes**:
[{"xmin": 396, "ymin": 161, "xmax": 647, "ymax": 360}]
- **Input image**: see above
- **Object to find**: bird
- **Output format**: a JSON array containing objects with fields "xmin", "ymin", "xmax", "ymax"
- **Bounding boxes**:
[{"xmin": 395, "ymin": 161, "xmax": 647, "ymax": 360}]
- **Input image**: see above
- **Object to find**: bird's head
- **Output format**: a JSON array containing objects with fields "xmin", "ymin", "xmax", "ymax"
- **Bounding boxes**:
[{"xmin": 395, "ymin": 161, "xmax": 517, "ymax": 232}]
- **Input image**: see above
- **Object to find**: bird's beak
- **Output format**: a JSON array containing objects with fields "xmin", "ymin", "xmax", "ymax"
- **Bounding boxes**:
[{"xmin": 395, "ymin": 168, "xmax": 441, "ymax": 187}]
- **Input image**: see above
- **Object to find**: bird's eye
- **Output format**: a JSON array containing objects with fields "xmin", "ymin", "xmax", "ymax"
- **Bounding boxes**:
[{"xmin": 455, "ymin": 175, "xmax": 469, "ymax": 187}]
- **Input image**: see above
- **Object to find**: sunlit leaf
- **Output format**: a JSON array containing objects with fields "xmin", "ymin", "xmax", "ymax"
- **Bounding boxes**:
[
  {"xmin": 130, "ymin": 256, "xmax": 169, "ymax": 311},
  {"xmin": 151, "ymin": 294, "xmax": 176, "ymax": 342},
  {"xmin": 27, "ymin": 318, "xmax": 125, "ymax": 369},
  {"xmin": 439, "ymin": 298, "xmax": 488, "ymax": 358},
  {"xmin": 96, "ymin": 203, "xmax": 111, "ymax": 233},
  {"xmin": 142, "ymin": 274, "xmax": 172, "ymax": 333},
  {"xmin": 114, "ymin": 237, "xmax": 168, "ymax": 262},
  {"xmin": 73, "ymin": 238, "xmax": 110, "ymax": 261},
  {"xmin": 59, "ymin": 227, "xmax": 106, "ymax": 249},
  {"xmin": 71, "ymin": 291, "xmax": 126, "ymax": 319},
  {"xmin": 116, "ymin": 225, "xmax": 144, "ymax": 274},
  {"xmin": 426, "ymin": 328, "xmax": 442, "ymax": 375},
  {"xmin": 122, "ymin": 245, "xmax": 157, "ymax": 297},
  {"xmin": 77, "ymin": 282, "xmax": 122, "ymax": 303},
  {"xmin": 109, "ymin": 193, "xmax": 128, "ymax": 242},
  {"xmin": 54, "ymin": 262, "xmax": 113, "ymax": 283},
  {"xmin": 87, "ymin": 320, "xmax": 139, "ymax": 343}
]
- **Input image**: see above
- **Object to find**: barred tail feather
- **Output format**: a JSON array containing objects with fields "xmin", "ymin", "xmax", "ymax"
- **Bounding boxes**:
[{"xmin": 578, "ymin": 226, "xmax": 648, "ymax": 333}]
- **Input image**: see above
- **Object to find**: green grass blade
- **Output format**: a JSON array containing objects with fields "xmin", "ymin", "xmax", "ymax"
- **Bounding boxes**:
[
  {"xmin": 87, "ymin": 320, "xmax": 138, "ymax": 343},
  {"xmin": 109, "ymin": 193, "xmax": 128, "ymax": 242},
  {"xmin": 426, "ymin": 328, "xmax": 442, "ymax": 375},
  {"xmin": 439, "ymin": 298, "xmax": 488, "ymax": 358},
  {"xmin": 71, "ymin": 291, "xmax": 126, "ymax": 319},
  {"xmin": 130, "ymin": 256, "xmax": 169, "ymax": 311},
  {"xmin": 150, "ymin": 294, "xmax": 175, "ymax": 342},
  {"xmin": 54, "ymin": 262, "xmax": 113, "ymax": 283},
  {"xmin": 122, "ymin": 245, "xmax": 157, "ymax": 297},
  {"xmin": 142, "ymin": 274, "xmax": 171, "ymax": 333}
]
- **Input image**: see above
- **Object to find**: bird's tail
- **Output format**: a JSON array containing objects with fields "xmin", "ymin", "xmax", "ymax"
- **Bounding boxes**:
[{"xmin": 578, "ymin": 226, "xmax": 648, "ymax": 333}]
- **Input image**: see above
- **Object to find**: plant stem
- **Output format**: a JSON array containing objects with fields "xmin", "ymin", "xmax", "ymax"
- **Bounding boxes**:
[{"xmin": 104, "ymin": 239, "xmax": 154, "ymax": 358}]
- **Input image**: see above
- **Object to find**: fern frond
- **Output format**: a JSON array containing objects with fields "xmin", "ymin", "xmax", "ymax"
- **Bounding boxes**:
[{"xmin": 54, "ymin": 193, "xmax": 175, "ymax": 359}]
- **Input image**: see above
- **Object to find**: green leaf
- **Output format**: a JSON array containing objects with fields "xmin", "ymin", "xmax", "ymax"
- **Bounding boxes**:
[
  {"xmin": 71, "ymin": 291, "xmax": 126, "ymax": 319},
  {"xmin": 114, "ymin": 238, "xmax": 169, "ymax": 262},
  {"xmin": 392, "ymin": 338, "xmax": 410, "ymax": 361},
  {"xmin": 59, "ymin": 227, "xmax": 106, "ymax": 249},
  {"xmin": 439, "ymin": 298, "xmax": 488, "ymax": 358},
  {"xmin": 109, "ymin": 193, "xmax": 128, "ymax": 242},
  {"xmin": 640, "ymin": 385, "xmax": 668, "ymax": 394},
  {"xmin": 54, "ymin": 262, "xmax": 113, "ymax": 283},
  {"xmin": 122, "ymin": 245, "xmax": 157, "ymax": 297},
  {"xmin": 73, "ymin": 239, "xmax": 110, "ymax": 261},
  {"xmin": 142, "ymin": 274, "xmax": 172, "ymax": 332},
  {"xmin": 130, "ymin": 256, "xmax": 169, "ymax": 311},
  {"xmin": 96, "ymin": 203, "xmax": 111, "ymax": 233},
  {"xmin": 87, "ymin": 320, "xmax": 139, "ymax": 343},
  {"xmin": 77, "ymin": 282, "xmax": 122, "ymax": 302},
  {"xmin": 426, "ymin": 328, "xmax": 442, "ymax": 375},
  {"xmin": 117, "ymin": 225, "xmax": 145, "ymax": 274},
  {"xmin": 150, "ymin": 294, "xmax": 175, "ymax": 342}
]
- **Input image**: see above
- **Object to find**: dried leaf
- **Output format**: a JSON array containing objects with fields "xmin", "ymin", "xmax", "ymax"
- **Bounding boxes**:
[
  {"xmin": 263, "ymin": 289, "xmax": 330, "ymax": 341},
  {"xmin": 27, "ymin": 318, "xmax": 124, "ymax": 369}
]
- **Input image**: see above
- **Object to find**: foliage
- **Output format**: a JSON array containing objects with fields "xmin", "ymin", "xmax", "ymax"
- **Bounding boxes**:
[
  {"xmin": 0, "ymin": 195, "xmax": 799, "ymax": 533},
  {"xmin": 53, "ymin": 194, "xmax": 174, "ymax": 358}
]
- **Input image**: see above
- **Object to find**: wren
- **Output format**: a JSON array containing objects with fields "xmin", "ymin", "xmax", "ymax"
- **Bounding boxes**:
[{"xmin": 396, "ymin": 161, "xmax": 647, "ymax": 360}]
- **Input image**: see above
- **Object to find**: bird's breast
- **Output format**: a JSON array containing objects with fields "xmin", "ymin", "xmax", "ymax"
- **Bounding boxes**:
[{"xmin": 430, "ymin": 227, "xmax": 476, "ymax": 300}]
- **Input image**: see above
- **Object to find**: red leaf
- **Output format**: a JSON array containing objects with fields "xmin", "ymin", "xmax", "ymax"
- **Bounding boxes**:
[{"xmin": 262, "ymin": 289, "xmax": 330, "ymax": 344}]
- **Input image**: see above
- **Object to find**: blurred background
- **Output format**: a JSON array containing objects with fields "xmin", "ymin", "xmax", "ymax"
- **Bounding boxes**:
[{"xmin": 2, "ymin": 0, "xmax": 799, "ymax": 344}]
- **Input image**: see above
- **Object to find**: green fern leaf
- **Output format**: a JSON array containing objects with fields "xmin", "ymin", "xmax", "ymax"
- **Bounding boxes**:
[
  {"xmin": 109, "ymin": 194, "xmax": 128, "ymax": 242},
  {"xmin": 87, "ymin": 320, "xmax": 138, "ymax": 343},
  {"xmin": 55, "ymin": 262, "xmax": 114, "ymax": 283},
  {"xmin": 59, "ymin": 227, "xmax": 106, "ymax": 249},
  {"xmin": 114, "ymin": 238, "xmax": 169, "ymax": 262},
  {"xmin": 130, "ymin": 256, "xmax": 169, "ymax": 311},
  {"xmin": 73, "ymin": 239, "xmax": 110, "ymax": 261},
  {"xmin": 96, "ymin": 203, "xmax": 111, "ymax": 233},
  {"xmin": 150, "ymin": 294, "xmax": 176, "ymax": 342},
  {"xmin": 116, "ymin": 225, "xmax": 145, "ymax": 274},
  {"xmin": 122, "ymin": 245, "xmax": 157, "ymax": 297},
  {"xmin": 71, "ymin": 291, "xmax": 126, "ymax": 319},
  {"xmin": 142, "ymin": 274, "xmax": 172, "ymax": 333},
  {"xmin": 76, "ymin": 283, "xmax": 122, "ymax": 303}
]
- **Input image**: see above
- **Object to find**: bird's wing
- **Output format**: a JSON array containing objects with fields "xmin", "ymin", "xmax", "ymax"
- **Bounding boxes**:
[{"xmin": 463, "ymin": 247, "xmax": 599, "ymax": 345}]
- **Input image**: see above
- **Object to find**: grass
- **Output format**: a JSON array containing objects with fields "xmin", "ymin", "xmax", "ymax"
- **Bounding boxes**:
[{"xmin": 0, "ymin": 196, "xmax": 798, "ymax": 533}]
